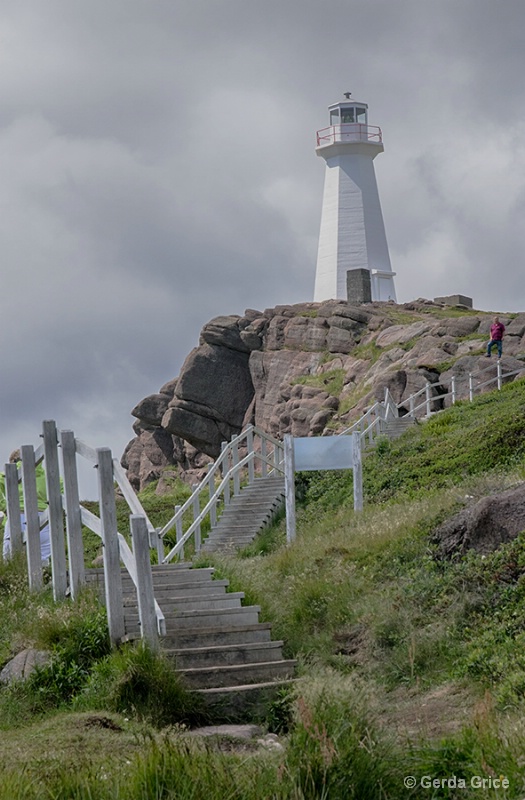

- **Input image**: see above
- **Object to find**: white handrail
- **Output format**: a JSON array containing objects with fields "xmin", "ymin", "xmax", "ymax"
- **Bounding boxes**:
[
  {"xmin": 340, "ymin": 361, "xmax": 524, "ymax": 449},
  {"xmin": 160, "ymin": 425, "xmax": 285, "ymax": 564}
]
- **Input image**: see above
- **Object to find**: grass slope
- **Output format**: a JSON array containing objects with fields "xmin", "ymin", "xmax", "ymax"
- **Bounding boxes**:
[{"xmin": 2, "ymin": 380, "xmax": 525, "ymax": 796}]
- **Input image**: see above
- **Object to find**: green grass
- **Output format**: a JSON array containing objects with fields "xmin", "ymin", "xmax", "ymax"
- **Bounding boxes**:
[
  {"xmin": 4, "ymin": 374, "xmax": 525, "ymax": 795},
  {"xmin": 292, "ymin": 368, "xmax": 345, "ymax": 397}
]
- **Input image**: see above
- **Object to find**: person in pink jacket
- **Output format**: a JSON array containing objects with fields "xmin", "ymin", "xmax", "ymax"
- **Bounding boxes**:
[{"xmin": 486, "ymin": 316, "xmax": 505, "ymax": 359}]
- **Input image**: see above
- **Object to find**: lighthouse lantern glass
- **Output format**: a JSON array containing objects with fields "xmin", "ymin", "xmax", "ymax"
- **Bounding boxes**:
[{"xmin": 330, "ymin": 109, "xmax": 339, "ymax": 126}]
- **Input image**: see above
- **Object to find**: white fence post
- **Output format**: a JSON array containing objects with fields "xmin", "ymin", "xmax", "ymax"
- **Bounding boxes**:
[
  {"xmin": 4, "ymin": 462, "xmax": 23, "ymax": 554},
  {"xmin": 130, "ymin": 515, "xmax": 159, "ymax": 650},
  {"xmin": 284, "ymin": 435, "xmax": 296, "ymax": 544},
  {"xmin": 221, "ymin": 442, "xmax": 230, "ymax": 506},
  {"xmin": 59, "ymin": 430, "xmax": 85, "ymax": 599},
  {"xmin": 352, "ymin": 432, "xmax": 363, "ymax": 511},
  {"xmin": 232, "ymin": 438, "xmax": 240, "ymax": 495},
  {"xmin": 469, "ymin": 373, "xmax": 474, "ymax": 402},
  {"xmin": 497, "ymin": 360, "xmax": 502, "ymax": 390},
  {"xmin": 42, "ymin": 420, "xmax": 67, "ymax": 600},
  {"xmin": 97, "ymin": 447, "xmax": 125, "ymax": 646},
  {"xmin": 175, "ymin": 505, "xmax": 184, "ymax": 561},
  {"xmin": 425, "ymin": 383, "xmax": 432, "ymax": 417},
  {"xmin": 209, "ymin": 465, "xmax": 218, "ymax": 526},
  {"xmin": 192, "ymin": 484, "xmax": 201, "ymax": 553},
  {"xmin": 451, "ymin": 375, "xmax": 456, "ymax": 405},
  {"xmin": 260, "ymin": 437, "xmax": 268, "ymax": 478},
  {"xmin": 20, "ymin": 445, "xmax": 43, "ymax": 591},
  {"xmin": 247, "ymin": 428, "xmax": 255, "ymax": 484}
]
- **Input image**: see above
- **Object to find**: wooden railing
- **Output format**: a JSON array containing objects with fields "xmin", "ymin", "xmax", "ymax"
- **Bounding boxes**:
[
  {"xmin": 3, "ymin": 422, "xmax": 285, "ymax": 647},
  {"xmin": 341, "ymin": 361, "xmax": 525, "ymax": 447},
  {"xmin": 3, "ymin": 420, "xmax": 163, "ymax": 648},
  {"xmin": 157, "ymin": 425, "xmax": 285, "ymax": 564}
]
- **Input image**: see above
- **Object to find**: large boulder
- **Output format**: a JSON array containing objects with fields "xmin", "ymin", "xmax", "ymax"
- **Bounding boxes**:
[
  {"xmin": 162, "ymin": 343, "xmax": 254, "ymax": 456},
  {"xmin": 122, "ymin": 299, "xmax": 525, "ymax": 489},
  {"xmin": 0, "ymin": 649, "xmax": 51, "ymax": 685},
  {"xmin": 432, "ymin": 484, "xmax": 525, "ymax": 558}
]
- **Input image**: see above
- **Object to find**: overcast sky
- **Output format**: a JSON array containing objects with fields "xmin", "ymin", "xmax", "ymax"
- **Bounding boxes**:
[{"xmin": 1, "ymin": 0, "xmax": 525, "ymax": 496}]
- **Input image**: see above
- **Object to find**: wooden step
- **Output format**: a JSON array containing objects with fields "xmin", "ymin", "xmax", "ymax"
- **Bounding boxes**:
[
  {"xmin": 160, "ymin": 623, "xmax": 273, "ymax": 650},
  {"xmin": 179, "ymin": 659, "xmax": 297, "ymax": 689},
  {"xmin": 166, "ymin": 640, "xmax": 285, "ymax": 669}
]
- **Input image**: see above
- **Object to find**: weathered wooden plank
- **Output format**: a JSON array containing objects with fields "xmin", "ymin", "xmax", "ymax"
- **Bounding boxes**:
[
  {"xmin": 80, "ymin": 505, "xmax": 102, "ymax": 536},
  {"xmin": 232, "ymin": 439, "xmax": 240, "ymax": 496},
  {"xmin": 284, "ymin": 435, "xmax": 296, "ymax": 544},
  {"xmin": 75, "ymin": 439, "xmax": 98, "ymax": 464},
  {"xmin": 192, "ymin": 484, "xmax": 201, "ymax": 553},
  {"xmin": 175, "ymin": 504, "xmax": 184, "ymax": 561},
  {"xmin": 43, "ymin": 421, "xmax": 67, "ymax": 600},
  {"xmin": 130, "ymin": 515, "xmax": 159, "ymax": 650},
  {"xmin": 4, "ymin": 463, "xmax": 22, "ymax": 554},
  {"xmin": 352, "ymin": 431, "xmax": 363, "ymax": 512},
  {"xmin": 112, "ymin": 460, "xmax": 155, "ymax": 534},
  {"xmin": 260, "ymin": 437, "xmax": 268, "ymax": 479},
  {"xmin": 59, "ymin": 430, "xmax": 85, "ymax": 598},
  {"xmin": 97, "ymin": 448, "xmax": 125, "ymax": 646},
  {"xmin": 247, "ymin": 428, "xmax": 255, "ymax": 484},
  {"xmin": 20, "ymin": 445, "xmax": 42, "ymax": 590}
]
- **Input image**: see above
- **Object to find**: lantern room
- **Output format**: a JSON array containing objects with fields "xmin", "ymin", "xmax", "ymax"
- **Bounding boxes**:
[{"xmin": 317, "ymin": 95, "xmax": 382, "ymax": 147}]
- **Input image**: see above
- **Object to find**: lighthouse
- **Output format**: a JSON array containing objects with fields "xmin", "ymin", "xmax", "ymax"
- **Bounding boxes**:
[{"xmin": 314, "ymin": 93, "xmax": 396, "ymax": 303}]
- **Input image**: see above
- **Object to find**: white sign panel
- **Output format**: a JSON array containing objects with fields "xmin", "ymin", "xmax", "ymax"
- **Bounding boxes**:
[{"xmin": 293, "ymin": 436, "xmax": 354, "ymax": 471}]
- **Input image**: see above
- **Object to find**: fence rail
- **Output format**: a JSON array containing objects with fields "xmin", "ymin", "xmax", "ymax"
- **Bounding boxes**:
[
  {"xmin": 340, "ymin": 360, "xmax": 524, "ymax": 447},
  {"xmin": 157, "ymin": 425, "xmax": 284, "ymax": 563},
  {"xmin": 2, "ymin": 421, "xmax": 285, "ymax": 649},
  {"xmin": 5, "ymin": 361, "xmax": 522, "ymax": 648},
  {"xmin": 3, "ymin": 421, "xmax": 162, "ymax": 648}
]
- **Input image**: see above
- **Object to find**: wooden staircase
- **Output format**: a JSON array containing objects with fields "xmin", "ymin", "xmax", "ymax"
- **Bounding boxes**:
[
  {"xmin": 381, "ymin": 416, "xmax": 416, "ymax": 440},
  {"xmin": 86, "ymin": 562, "xmax": 296, "ymax": 719},
  {"xmin": 201, "ymin": 476, "xmax": 285, "ymax": 554}
]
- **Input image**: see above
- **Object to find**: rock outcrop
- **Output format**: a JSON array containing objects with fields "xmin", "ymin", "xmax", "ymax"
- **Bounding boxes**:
[
  {"xmin": 432, "ymin": 484, "xmax": 525, "ymax": 558},
  {"xmin": 122, "ymin": 300, "xmax": 525, "ymax": 492}
]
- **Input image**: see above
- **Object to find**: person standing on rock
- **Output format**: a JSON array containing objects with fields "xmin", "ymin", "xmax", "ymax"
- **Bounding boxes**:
[{"xmin": 486, "ymin": 316, "xmax": 505, "ymax": 359}]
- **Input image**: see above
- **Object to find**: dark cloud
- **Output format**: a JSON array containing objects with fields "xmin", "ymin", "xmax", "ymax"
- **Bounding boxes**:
[{"xmin": 1, "ymin": 0, "xmax": 525, "ymax": 493}]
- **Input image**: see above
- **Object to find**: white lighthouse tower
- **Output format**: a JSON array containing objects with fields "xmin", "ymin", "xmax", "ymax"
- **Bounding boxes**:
[{"xmin": 314, "ymin": 93, "xmax": 396, "ymax": 303}]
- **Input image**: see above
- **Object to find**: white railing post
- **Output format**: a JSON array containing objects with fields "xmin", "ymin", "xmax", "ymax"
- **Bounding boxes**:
[
  {"xmin": 409, "ymin": 394, "xmax": 415, "ymax": 417},
  {"xmin": 155, "ymin": 528, "xmax": 164, "ymax": 564},
  {"xmin": 220, "ymin": 441, "xmax": 229, "ymax": 477},
  {"xmin": 20, "ymin": 445, "xmax": 43, "ymax": 591},
  {"xmin": 59, "ymin": 429, "xmax": 85, "ymax": 599},
  {"xmin": 4, "ymin": 462, "xmax": 23, "ymax": 555},
  {"xmin": 469, "ymin": 373, "xmax": 474, "ymax": 402},
  {"xmin": 451, "ymin": 376, "xmax": 456, "ymax": 405},
  {"xmin": 175, "ymin": 505, "xmax": 184, "ymax": 561},
  {"xmin": 260, "ymin": 437, "xmax": 268, "ymax": 478},
  {"xmin": 192, "ymin": 484, "xmax": 201, "ymax": 552},
  {"xmin": 43, "ymin": 420, "xmax": 68, "ymax": 600},
  {"xmin": 497, "ymin": 360, "xmax": 502, "ymax": 390},
  {"xmin": 209, "ymin": 465, "xmax": 218, "ymax": 526},
  {"xmin": 232, "ymin": 438, "xmax": 240, "ymax": 496},
  {"xmin": 273, "ymin": 440, "xmax": 280, "ymax": 474},
  {"xmin": 352, "ymin": 431, "xmax": 363, "ymax": 512},
  {"xmin": 425, "ymin": 383, "xmax": 431, "ymax": 417},
  {"xmin": 247, "ymin": 428, "xmax": 255, "ymax": 484},
  {"xmin": 130, "ymin": 515, "xmax": 159, "ymax": 650},
  {"xmin": 284, "ymin": 435, "xmax": 296, "ymax": 544},
  {"xmin": 221, "ymin": 442, "xmax": 230, "ymax": 506},
  {"xmin": 97, "ymin": 447, "xmax": 125, "ymax": 647}
]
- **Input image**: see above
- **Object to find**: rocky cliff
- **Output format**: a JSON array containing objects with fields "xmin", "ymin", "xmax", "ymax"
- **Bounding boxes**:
[{"xmin": 122, "ymin": 299, "xmax": 525, "ymax": 492}]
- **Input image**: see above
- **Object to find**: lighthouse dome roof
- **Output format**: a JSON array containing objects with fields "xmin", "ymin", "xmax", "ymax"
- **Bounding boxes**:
[{"xmin": 328, "ymin": 98, "xmax": 368, "ymax": 109}]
